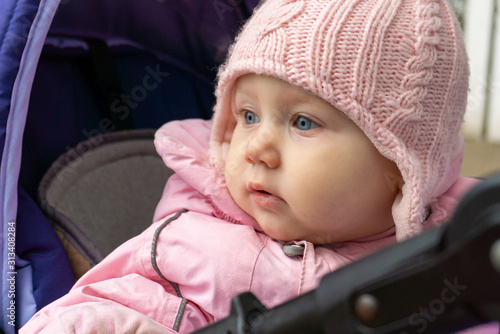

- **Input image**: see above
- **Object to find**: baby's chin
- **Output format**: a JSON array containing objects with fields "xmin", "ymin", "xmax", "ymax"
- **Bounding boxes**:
[
  {"xmin": 264, "ymin": 228, "xmax": 349, "ymax": 245},
  {"xmin": 258, "ymin": 227, "xmax": 315, "ymax": 244},
  {"xmin": 257, "ymin": 226, "xmax": 294, "ymax": 242}
]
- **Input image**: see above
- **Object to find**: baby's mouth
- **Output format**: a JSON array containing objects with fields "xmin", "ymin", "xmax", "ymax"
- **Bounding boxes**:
[
  {"xmin": 248, "ymin": 183, "xmax": 285, "ymax": 208},
  {"xmin": 248, "ymin": 183, "xmax": 272, "ymax": 195}
]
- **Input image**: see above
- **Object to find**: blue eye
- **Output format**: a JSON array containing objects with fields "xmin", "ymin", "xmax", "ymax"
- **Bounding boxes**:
[
  {"xmin": 295, "ymin": 116, "xmax": 319, "ymax": 131},
  {"xmin": 244, "ymin": 110, "xmax": 260, "ymax": 124}
]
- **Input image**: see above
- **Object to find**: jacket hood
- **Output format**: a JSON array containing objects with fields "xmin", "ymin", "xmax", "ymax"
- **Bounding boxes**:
[{"xmin": 153, "ymin": 119, "xmax": 261, "ymax": 231}]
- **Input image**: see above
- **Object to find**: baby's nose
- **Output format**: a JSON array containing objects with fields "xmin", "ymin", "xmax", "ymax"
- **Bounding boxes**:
[{"xmin": 245, "ymin": 127, "xmax": 280, "ymax": 169}]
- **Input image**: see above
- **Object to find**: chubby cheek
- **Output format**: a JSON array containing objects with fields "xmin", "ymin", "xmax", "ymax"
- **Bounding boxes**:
[
  {"xmin": 224, "ymin": 135, "xmax": 247, "ymax": 178},
  {"xmin": 225, "ymin": 168, "xmax": 249, "ymax": 218},
  {"xmin": 285, "ymin": 159, "xmax": 344, "ymax": 221},
  {"xmin": 225, "ymin": 142, "xmax": 254, "ymax": 211},
  {"xmin": 283, "ymin": 146, "xmax": 375, "ymax": 232}
]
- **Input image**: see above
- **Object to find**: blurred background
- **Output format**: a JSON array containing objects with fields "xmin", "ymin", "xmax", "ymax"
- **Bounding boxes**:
[{"xmin": 450, "ymin": 0, "xmax": 500, "ymax": 177}]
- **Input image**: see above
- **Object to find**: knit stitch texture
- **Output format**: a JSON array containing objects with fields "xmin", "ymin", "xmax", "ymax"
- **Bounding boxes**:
[{"xmin": 209, "ymin": 0, "xmax": 469, "ymax": 241}]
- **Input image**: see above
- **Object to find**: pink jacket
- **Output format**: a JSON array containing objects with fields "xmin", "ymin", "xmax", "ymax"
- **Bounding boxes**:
[{"xmin": 21, "ymin": 119, "xmax": 498, "ymax": 333}]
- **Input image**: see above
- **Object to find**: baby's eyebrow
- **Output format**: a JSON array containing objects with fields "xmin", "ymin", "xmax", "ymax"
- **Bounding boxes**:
[
  {"xmin": 283, "ymin": 86, "xmax": 330, "ymax": 107},
  {"xmin": 234, "ymin": 87, "xmax": 257, "ymax": 101}
]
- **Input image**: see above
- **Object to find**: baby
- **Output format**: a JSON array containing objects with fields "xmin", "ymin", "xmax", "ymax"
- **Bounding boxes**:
[{"xmin": 21, "ymin": 0, "xmax": 498, "ymax": 333}]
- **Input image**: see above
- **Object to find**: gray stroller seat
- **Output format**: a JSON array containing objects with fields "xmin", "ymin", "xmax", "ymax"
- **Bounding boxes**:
[{"xmin": 37, "ymin": 129, "xmax": 173, "ymax": 278}]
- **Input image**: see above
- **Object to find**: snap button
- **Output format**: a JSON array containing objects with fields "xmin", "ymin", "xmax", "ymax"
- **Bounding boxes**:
[{"xmin": 283, "ymin": 244, "xmax": 305, "ymax": 257}]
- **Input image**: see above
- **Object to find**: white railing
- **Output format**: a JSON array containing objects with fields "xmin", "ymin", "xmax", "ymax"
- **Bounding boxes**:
[{"xmin": 458, "ymin": 0, "xmax": 500, "ymax": 142}]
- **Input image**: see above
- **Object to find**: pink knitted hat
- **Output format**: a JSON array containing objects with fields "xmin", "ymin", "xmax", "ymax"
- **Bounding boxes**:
[{"xmin": 209, "ymin": 0, "xmax": 469, "ymax": 241}]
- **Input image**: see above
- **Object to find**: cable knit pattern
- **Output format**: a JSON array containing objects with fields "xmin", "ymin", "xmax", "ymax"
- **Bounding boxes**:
[{"xmin": 209, "ymin": 0, "xmax": 469, "ymax": 241}]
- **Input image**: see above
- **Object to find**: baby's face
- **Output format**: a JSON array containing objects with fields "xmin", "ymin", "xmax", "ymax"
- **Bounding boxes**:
[{"xmin": 225, "ymin": 74, "xmax": 400, "ymax": 243}]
